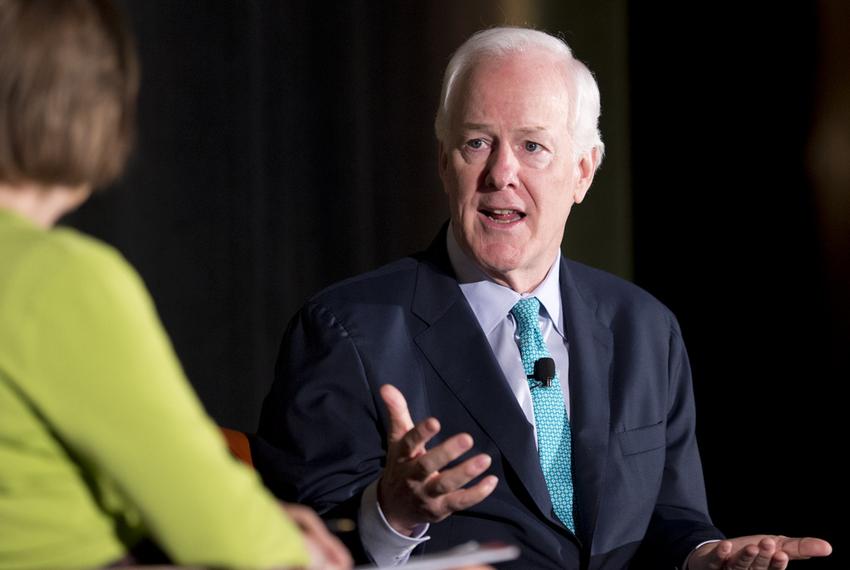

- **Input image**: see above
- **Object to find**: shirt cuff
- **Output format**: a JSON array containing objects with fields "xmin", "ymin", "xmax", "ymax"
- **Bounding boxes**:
[
  {"xmin": 683, "ymin": 539, "xmax": 722, "ymax": 569},
  {"xmin": 358, "ymin": 478, "xmax": 430, "ymax": 566}
]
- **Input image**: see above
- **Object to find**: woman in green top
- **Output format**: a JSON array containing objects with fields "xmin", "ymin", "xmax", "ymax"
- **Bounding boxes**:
[{"xmin": 0, "ymin": 1, "xmax": 350, "ymax": 568}]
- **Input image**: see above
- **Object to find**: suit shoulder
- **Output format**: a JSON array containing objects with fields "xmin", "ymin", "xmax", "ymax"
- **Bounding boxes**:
[
  {"xmin": 308, "ymin": 256, "xmax": 420, "ymax": 307},
  {"xmin": 565, "ymin": 258, "xmax": 678, "ymax": 330}
]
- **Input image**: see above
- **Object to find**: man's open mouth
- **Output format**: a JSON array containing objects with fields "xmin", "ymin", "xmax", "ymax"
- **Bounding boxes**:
[{"xmin": 480, "ymin": 209, "xmax": 526, "ymax": 224}]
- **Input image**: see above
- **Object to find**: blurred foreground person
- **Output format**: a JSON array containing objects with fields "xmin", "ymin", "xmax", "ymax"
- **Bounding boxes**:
[{"xmin": 0, "ymin": 1, "xmax": 349, "ymax": 568}]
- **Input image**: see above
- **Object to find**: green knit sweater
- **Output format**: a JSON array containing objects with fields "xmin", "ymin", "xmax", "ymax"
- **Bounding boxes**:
[{"xmin": 0, "ymin": 208, "xmax": 308, "ymax": 568}]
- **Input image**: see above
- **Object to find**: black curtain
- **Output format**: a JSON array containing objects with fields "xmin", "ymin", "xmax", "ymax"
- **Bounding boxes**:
[
  {"xmin": 66, "ymin": 1, "xmax": 477, "ymax": 431},
  {"xmin": 630, "ymin": 3, "xmax": 843, "ymax": 566}
]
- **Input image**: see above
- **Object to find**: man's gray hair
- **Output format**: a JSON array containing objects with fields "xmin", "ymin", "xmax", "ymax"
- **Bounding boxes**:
[{"xmin": 434, "ymin": 27, "xmax": 605, "ymax": 162}]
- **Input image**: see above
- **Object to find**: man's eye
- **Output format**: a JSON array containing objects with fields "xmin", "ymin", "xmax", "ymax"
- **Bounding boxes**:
[
  {"xmin": 466, "ymin": 138, "xmax": 485, "ymax": 150},
  {"xmin": 524, "ymin": 141, "xmax": 541, "ymax": 152}
]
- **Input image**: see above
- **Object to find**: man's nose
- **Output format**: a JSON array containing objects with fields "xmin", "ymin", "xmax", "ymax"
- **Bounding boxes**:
[{"xmin": 485, "ymin": 143, "xmax": 520, "ymax": 190}]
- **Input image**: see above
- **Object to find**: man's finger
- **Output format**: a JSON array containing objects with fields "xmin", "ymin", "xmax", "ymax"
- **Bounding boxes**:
[
  {"xmin": 777, "ymin": 537, "xmax": 833, "ymax": 559},
  {"xmin": 441, "ymin": 475, "xmax": 499, "ymax": 513},
  {"xmin": 749, "ymin": 537, "xmax": 777, "ymax": 570},
  {"xmin": 767, "ymin": 551, "xmax": 789, "ymax": 570},
  {"xmin": 395, "ymin": 417, "xmax": 441, "ymax": 460},
  {"xmin": 413, "ymin": 432, "xmax": 474, "ymax": 476},
  {"xmin": 727, "ymin": 544, "xmax": 759, "ymax": 570},
  {"xmin": 381, "ymin": 384, "xmax": 417, "ymax": 442},
  {"xmin": 424, "ymin": 453, "xmax": 492, "ymax": 497},
  {"xmin": 698, "ymin": 540, "xmax": 732, "ymax": 570}
]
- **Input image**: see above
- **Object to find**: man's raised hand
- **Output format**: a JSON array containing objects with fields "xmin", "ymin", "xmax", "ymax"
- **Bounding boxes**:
[{"xmin": 377, "ymin": 384, "xmax": 498, "ymax": 535}]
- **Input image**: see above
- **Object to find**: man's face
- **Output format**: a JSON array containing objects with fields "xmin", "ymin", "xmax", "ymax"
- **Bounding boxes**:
[{"xmin": 439, "ymin": 50, "xmax": 597, "ymax": 292}]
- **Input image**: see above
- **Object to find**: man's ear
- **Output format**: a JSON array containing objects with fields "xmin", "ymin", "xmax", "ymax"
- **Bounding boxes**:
[{"xmin": 573, "ymin": 146, "xmax": 601, "ymax": 204}]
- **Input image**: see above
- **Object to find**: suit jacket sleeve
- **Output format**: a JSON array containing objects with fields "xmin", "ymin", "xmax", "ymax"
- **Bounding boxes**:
[
  {"xmin": 253, "ymin": 300, "xmax": 386, "ymax": 559},
  {"xmin": 637, "ymin": 317, "xmax": 724, "ymax": 566}
]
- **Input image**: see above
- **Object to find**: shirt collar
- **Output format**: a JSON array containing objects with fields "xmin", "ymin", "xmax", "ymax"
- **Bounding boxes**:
[{"xmin": 446, "ymin": 223, "xmax": 564, "ymax": 337}]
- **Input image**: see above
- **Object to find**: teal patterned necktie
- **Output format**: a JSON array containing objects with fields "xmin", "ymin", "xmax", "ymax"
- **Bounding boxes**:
[{"xmin": 511, "ymin": 296, "xmax": 575, "ymax": 532}]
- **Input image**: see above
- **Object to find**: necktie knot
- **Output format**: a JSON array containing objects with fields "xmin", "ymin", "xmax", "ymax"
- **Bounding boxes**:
[
  {"xmin": 511, "ymin": 297, "xmax": 545, "ymax": 374},
  {"xmin": 511, "ymin": 296, "xmax": 541, "ymax": 335}
]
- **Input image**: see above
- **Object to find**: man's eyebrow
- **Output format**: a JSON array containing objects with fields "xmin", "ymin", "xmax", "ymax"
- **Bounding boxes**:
[
  {"xmin": 460, "ymin": 123, "xmax": 549, "ymax": 135},
  {"xmin": 515, "ymin": 126, "xmax": 549, "ymax": 136},
  {"xmin": 460, "ymin": 122, "xmax": 491, "ymax": 131}
]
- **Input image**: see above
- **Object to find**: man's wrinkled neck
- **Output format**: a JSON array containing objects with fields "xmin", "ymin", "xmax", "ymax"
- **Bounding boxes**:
[{"xmin": 446, "ymin": 223, "xmax": 559, "ymax": 294}]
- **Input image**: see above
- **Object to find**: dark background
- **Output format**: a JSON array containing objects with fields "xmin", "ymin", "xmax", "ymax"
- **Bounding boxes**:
[{"xmin": 65, "ymin": 1, "xmax": 846, "ymax": 566}]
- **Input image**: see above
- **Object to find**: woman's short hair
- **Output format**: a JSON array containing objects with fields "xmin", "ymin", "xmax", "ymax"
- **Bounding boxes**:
[
  {"xmin": 0, "ymin": 0, "xmax": 139, "ymax": 189},
  {"xmin": 434, "ymin": 27, "xmax": 604, "ymax": 162}
]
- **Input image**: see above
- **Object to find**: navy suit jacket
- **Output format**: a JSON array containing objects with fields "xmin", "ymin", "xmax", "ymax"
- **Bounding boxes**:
[{"xmin": 254, "ymin": 230, "xmax": 722, "ymax": 569}]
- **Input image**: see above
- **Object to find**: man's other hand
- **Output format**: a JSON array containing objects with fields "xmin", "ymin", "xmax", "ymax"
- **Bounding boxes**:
[{"xmin": 690, "ymin": 535, "xmax": 832, "ymax": 570}]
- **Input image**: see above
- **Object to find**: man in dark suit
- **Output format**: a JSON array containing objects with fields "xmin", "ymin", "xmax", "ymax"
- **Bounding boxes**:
[{"xmin": 253, "ymin": 27, "xmax": 831, "ymax": 569}]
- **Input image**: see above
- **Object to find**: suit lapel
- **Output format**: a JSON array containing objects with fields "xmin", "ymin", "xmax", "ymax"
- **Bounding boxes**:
[
  {"xmin": 560, "ymin": 260, "xmax": 613, "ymax": 548},
  {"xmin": 410, "ymin": 242, "xmax": 557, "ymax": 525}
]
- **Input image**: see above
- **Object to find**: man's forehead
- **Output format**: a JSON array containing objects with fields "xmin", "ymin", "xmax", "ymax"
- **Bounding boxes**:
[{"xmin": 454, "ymin": 75, "xmax": 570, "ymax": 128}]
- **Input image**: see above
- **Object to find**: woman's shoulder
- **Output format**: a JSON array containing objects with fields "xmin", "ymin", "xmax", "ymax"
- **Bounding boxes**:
[
  {"xmin": 54, "ymin": 224, "xmax": 127, "ymax": 265},
  {"xmin": 25, "ymin": 226, "xmax": 136, "ymax": 285},
  {"xmin": 5, "ymin": 225, "xmax": 144, "ymax": 311}
]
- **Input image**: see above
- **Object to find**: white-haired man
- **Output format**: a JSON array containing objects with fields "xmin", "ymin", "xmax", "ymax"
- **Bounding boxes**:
[{"xmin": 254, "ymin": 27, "xmax": 832, "ymax": 569}]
